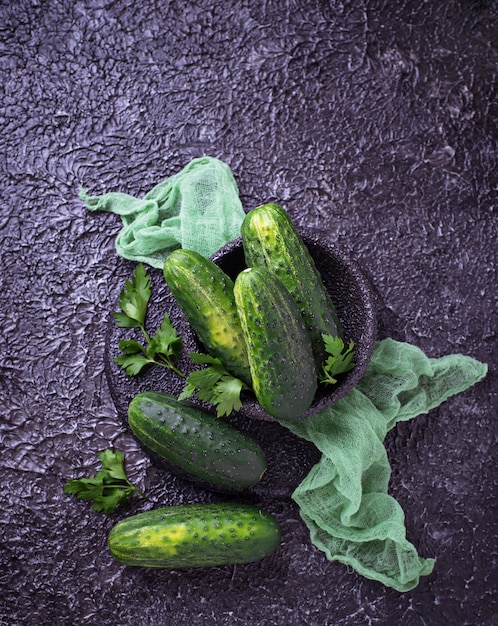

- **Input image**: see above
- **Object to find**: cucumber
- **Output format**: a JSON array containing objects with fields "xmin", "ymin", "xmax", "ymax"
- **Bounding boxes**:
[
  {"xmin": 163, "ymin": 249, "xmax": 252, "ymax": 386},
  {"xmin": 108, "ymin": 502, "xmax": 281, "ymax": 569},
  {"xmin": 128, "ymin": 391, "xmax": 267, "ymax": 490},
  {"xmin": 241, "ymin": 203, "xmax": 343, "ymax": 367},
  {"xmin": 234, "ymin": 267, "xmax": 317, "ymax": 421}
]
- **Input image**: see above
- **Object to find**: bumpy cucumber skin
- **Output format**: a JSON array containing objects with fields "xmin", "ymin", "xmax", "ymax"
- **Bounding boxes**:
[
  {"xmin": 234, "ymin": 267, "xmax": 317, "ymax": 421},
  {"xmin": 241, "ymin": 203, "xmax": 343, "ymax": 367},
  {"xmin": 128, "ymin": 392, "xmax": 267, "ymax": 490},
  {"xmin": 108, "ymin": 503, "xmax": 281, "ymax": 568},
  {"xmin": 163, "ymin": 249, "xmax": 252, "ymax": 385}
]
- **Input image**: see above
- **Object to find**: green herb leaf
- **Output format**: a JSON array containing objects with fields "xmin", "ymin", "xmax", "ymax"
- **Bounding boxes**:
[
  {"xmin": 93, "ymin": 487, "xmax": 130, "ymax": 515},
  {"xmin": 114, "ymin": 352, "xmax": 152, "ymax": 376},
  {"xmin": 63, "ymin": 476, "xmax": 104, "ymax": 501},
  {"xmin": 179, "ymin": 353, "xmax": 249, "ymax": 416},
  {"xmin": 99, "ymin": 449, "xmax": 128, "ymax": 481},
  {"xmin": 147, "ymin": 314, "xmax": 183, "ymax": 361},
  {"xmin": 319, "ymin": 335, "xmax": 356, "ymax": 385},
  {"xmin": 177, "ymin": 381, "xmax": 197, "ymax": 401},
  {"xmin": 113, "ymin": 310, "xmax": 142, "ymax": 329},
  {"xmin": 113, "ymin": 263, "xmax": 151, "ymax": 330},
  {"xmin": 116, "ymin": 339, "xmax": 146, "ymax": 355},
  {"xmin": 188, "ymin": 352, "xmax": 222, "ymax": 366},
  {"xmin": 186, "ymin": 361, "xmax": 225, "ymax": 388},
  {"xmin": 113, "ymin": 265, "xmax": 185, "ymax": 378},
  {"xmin": 212, "ymin": 376, "xmax": 246, "ymax": 417},
  {"xmin": 63, "ymin": 449, "xmax": 144, "ymax": 515}
]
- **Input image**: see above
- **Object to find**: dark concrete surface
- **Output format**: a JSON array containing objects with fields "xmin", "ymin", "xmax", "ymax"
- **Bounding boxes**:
[{"xmin": 0, "ymin": 1, "xmax": 496, "ymax": 624}]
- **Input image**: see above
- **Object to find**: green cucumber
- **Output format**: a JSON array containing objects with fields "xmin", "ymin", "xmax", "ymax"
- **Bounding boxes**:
[
  {"xmin": 234, "ymin": 267, "xmax": 317, "ymax": 421},
  {"xmin": 108, "ymin": 502, "xmax": 281, "ymax": 568},
  {"xmin": 128, "ymin": 391, "xmax": 266, "ymax": 490},
  {"xmin": 163, "ymin": 249, "xmax": 252, "ymax": 385},
  {"xmin": 241, "ymin": 203, "xmax": 343, "ymax": 366}
]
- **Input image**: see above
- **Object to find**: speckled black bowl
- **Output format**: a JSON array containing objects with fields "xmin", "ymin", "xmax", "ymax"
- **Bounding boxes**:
[
  {"xmin": 209, "ymin": 230, "xmax": 377, "ymax": 421},
  {"xmin": 105, "ymin": 230, "xmax": 376, "ymax": 494},
  {"xmin": 105, "ymin": 231, "xmax": 376, "ymax": 426}
]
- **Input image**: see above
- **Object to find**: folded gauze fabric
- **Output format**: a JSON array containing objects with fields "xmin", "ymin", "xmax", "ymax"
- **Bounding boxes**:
[
  {"xmin": 80, "ymin": 156, "xmax": 246, "ymax": 268},
  {"xmin": 285, "ymin": 338, "xmax": 486, "ymax": 591},
  {"xmin": 83, "ymin": 158, "xmax": 487, "ymax": 591}
]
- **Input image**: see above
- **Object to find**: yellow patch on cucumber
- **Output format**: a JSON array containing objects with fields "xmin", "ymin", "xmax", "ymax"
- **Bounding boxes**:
[
  {"xmin": 212, "ymin": 324, "xmax": 242, "ymax": 350},
  {"xmin": 134, "ymin": 522, "xmax": 188, "ymax": 554},
  {"xmin": 250, "ymin": 211, "xmax": 294, "ymax": 270}
]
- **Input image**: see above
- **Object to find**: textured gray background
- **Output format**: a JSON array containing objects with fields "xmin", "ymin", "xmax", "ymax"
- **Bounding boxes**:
[{"xmin": 0, "ymin": 1, "xmax": 496, "ymax": 625}]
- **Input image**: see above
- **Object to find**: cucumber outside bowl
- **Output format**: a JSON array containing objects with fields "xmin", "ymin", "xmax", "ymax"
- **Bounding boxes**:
[{"xmin": 104, "ymin": 230, "xmax": 376, "ymax": 496}]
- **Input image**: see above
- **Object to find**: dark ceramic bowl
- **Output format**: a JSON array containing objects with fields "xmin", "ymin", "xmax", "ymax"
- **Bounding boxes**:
[
  {"xmin": 105, "ymin": 230, "xmax": 376, "ymax": 428},
  {"xmin": 104, "ymin": 230, "xmax": 377, "ymax": 495},
  {"xmin": 209, "ymin": 230, "xmax": 377, "ymax": 421}
]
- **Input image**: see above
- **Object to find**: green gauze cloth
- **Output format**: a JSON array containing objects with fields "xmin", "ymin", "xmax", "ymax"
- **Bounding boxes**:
[
  {"xmin": 284, "ymin": 338, "xmax": 487, "ymax": 592},
  {"xmin": 80, "ymin": 156, "xmax": 246, "ymax": 269}
]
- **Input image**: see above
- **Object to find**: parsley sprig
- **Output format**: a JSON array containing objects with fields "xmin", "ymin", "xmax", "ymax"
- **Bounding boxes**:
[
  {"xmin": 319, "ymin": 334, "xmax": 356, "ymax": 385},
  {"xmin": 113, "ymin": 263, "xmax": 184, "ymax": 377},
  {"xmin": 113, "ymin": 264, "xmax": 248, "ymax": 417},
  {"xmin": 63, "ymin": 449, "xmax": 144, "ymax": 514},
  {"xmin": 179, "ymin": 353, "xmax": 251, "ymax": 417}
]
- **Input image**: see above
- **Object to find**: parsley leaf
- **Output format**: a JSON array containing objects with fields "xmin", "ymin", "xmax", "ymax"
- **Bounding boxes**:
[
  {"xmin": 179, "ymin": 353, "xmax": 250, "ymax": 417},
  {"xmin": 148, "ymin": 314, "xmax": 183, "ymax": 361},
  {"xmin": 99, "ymin": 448, "xmax": 129, "ymax": 481},
  {"xmin": 114, "ymin": 340, "xmax": 152, "ymax": 376},
  {"xmin": 213, "ymin": 376, "xmax": 246, "ymax": 416},
  {"xmin": 114, "ymin": 262, "xmax": 151, "ymax": 331},
  {"xmin": 63, "ymin": 449, "xmax": 144, "ymax": 515},
  {"xmin": 113, "ymin": 264, "xmax": 185, "ymax": 377},
  {"xmin": 319, "ymin": 335, "xmax": 356, "ymax": 385}
]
